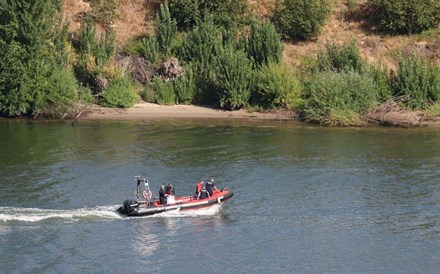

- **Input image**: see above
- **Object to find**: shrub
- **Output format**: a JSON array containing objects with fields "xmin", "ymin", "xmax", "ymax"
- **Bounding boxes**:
[
  {"xmin": 173, "ymin": 64, "xmax": 197, "ymax": 104},
  {"xmin": 366, "ymin": 62, "xmax": 392, "ymax": 103},
  {"xmin": 168, "ymin": 0, "xmax": 200, "ymax": 30},
  {"xmin": 100, "ymin": 76, "xmax": 137, "ymax": 108},
  {"xmin": 316, "ymin": 40, "xmax": 364, "ymax": 73},
  {"xmin": 152, "ymin": 77, "xmax": 176, "ymax": 105},
  {"xmin": 368, "ymin": 0, "xmax": 440, "ymax": 34},
  {"xmin": 272, "ymin": 0, "xmax": 332, "ymax": 40},
  {"xmin": 390, "ymin": 53, "xmax": 440, "ymax": 109},
  {"xmin": 0, "ymin": 0, "xmax": 78, "ymax": 117},
  {"xmin": 244, "ymin": 20, "xmax": 283, "ymax": 67},
  {"xmin": 140, "ymin": 36, "xmax": 161, "ymax": 64},
  {"xmin": 140, "ymin": 85, "xmax": 156, "ymax": 103},
  {"xmin": 168, "ymin": 0, "xmax": 250, "ymax": 30},
  {"xmin": 177, "ymin": 16, "xmax": 223, "ymax": 103},
  {"xmin": 88, "ymin": 0, "xmax": 120, "ymax": 25},
  {"xmin": 303, "ymin": 71, "xmax": 379, "ymax": 126},
  {"xmin": 215, "ymin": 45, "xmax": 254, "ymax": 110},
  {"xmin": 254, "ymin": 62, "xmax": 303, "ymax": 109},
  {"xmin": 156, "ymin": 2, "xmax": 177, "ymax": 56}
]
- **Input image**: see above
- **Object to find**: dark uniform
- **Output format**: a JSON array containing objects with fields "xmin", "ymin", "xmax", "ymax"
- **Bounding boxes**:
[
  {"xmin": 198, "ymin": 188, "xmax": 209, "ymax": 199},
  {"xmin": 159, "ymin": 187, "xmax": 167, "ymax": 205},
  {"xmin": 206, "ymin": 181, "xmax": 214, "ymax": 196}
]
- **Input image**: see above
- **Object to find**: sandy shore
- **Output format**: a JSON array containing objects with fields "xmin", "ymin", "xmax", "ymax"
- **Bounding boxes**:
[{"xmin": 82, "ymin": 102, "xmax": 293, "ymax": 121}]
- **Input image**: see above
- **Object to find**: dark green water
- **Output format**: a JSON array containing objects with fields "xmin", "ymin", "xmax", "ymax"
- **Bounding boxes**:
[{"xmin": 1, "ymin": 119, "xmax": 439, "ymax": 273}]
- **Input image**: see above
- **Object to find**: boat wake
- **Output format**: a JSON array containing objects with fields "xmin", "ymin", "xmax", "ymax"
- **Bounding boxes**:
[
  {"xmin": 0, "ymin": 205, "xmax": 122, "ymax": 223},
  {"xmin": 0, "ymin": 204, "xmax": 223, "ymax": 223}
]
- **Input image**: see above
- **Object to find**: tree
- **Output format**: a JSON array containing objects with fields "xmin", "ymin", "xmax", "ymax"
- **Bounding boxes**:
[
  {"xmin": 0, "ymin": 0, "xmax": 77, "ymax": 117},
  {"xmin": 369, "ymin": 0, "xmax": 440, "ymax": 34},
  {"xmin": 272, "ymin": 0, "xmax": 332, "ymax": 40}
]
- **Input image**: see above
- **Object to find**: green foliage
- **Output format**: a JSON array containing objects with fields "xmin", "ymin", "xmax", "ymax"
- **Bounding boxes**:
[
  {"xmin": 391, "ymin": 54, "xmax": 440, "ymax": 109},
  {"xmin": 40, "ymin": 67, "xmax": 80, "ymax": 117},
  {"xmin": 168, "ymin": 0, "xmax": 250, "ymax": 30},
  {"xmin": 140, "ymin": 85, "xmax": 156, "ymax": 103},
  {"xmin": 177, "ymin": 16, "xmax": 223, "ymax": 102},
  {"xmin": 426, "ymin": 101, "xmax": 440, "ymax": 116},
  {"xmin": 273, "ymin": 0, "xmax": 332, "ymax": 40},
  {"xmin": 368, "ymin": 0, "xmax": 440, "ymax": 34},
  {"xmin": 156, "ymin": 2, "xmax": 177, "ymax": 56},
  {"xmin": 316, "ymin": 40, "xmax": 364, "ymax": 73},
  {"xmin": 99, "ymin": 75, "xmax": 137, "ymax": 108},
  {"xmin": 245, "ymin": 20, "xmax": 283, "ymax": 67},
  {"xmin": 177, "ymin": 15, "xmax": 221, "ymax": 66},
  {"xmin": 76, "ymin": 15, "xmax": 116, "ymax": 66},
  {"xmin": 87, "ymin": 0, "xmax": 120, "ymax": 25},
  {"xmin": 366, "ymin": 62, "xmax": 392, "ymax": 103},
  {"xmin": 152, "ymin": 77, "xmax": 176, "ymax": 105},
  {"xmin": 0, "ymin": 0, "xmax": 79, "ymax": 117},
  {"xmin": 140, "ymin": 36, "xmax": 161, "ymax": 64},
  {"xmin": 173, "ymin": 64, "xmax": 197, "ymax": 104},
  {"xmin": 215, "ymin": 45, "xmax": 254, "ymax": 110},
  {"xmin": 74, "ymin": 15, "xmax": 116, "ymax": 94},
  {"xmin": 168, "ymin": 0, "xmax": 200, "ymax": 30},
  {"xmin": 303, "ymin": 71, "xmax": 379, "ymax": 126},
  {"xmin": 254, "ymin": 62, "xmax": 303, "ymax": 109}
]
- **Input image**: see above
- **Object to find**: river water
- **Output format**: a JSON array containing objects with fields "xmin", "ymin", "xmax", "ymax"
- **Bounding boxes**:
[{"xmin": 0, "ymin": 119, "xmax": 439, "ymax": 273}]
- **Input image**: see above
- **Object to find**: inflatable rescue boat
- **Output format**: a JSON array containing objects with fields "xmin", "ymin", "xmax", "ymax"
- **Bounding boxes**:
[{"xmin": 117, "ymin": 177, "xmax": 234, "ymax": 216}]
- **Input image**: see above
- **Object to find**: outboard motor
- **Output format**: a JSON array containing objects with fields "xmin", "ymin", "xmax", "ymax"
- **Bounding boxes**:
[{"xmin": 117, "ymin": 199, "xmax": 139, "ymax": 215}]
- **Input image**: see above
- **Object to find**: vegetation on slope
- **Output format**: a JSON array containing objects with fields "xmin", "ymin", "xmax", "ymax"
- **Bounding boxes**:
[{"xmin": 0, "ymin": 0, "xmax": 439, "ymax": 126}]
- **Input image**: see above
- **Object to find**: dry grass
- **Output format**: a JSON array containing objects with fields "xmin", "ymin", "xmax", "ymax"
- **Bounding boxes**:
[{"xmin": 62, "ymin": 0, "xmax": 439, "ymax": 64}]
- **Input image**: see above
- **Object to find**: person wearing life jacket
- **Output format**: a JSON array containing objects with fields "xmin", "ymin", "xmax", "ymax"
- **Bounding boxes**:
[
  {"xmin": 195, "ymin": 180, "xmax": 203, "ymax": 195},
  {"xmin": 205, "ymin": 177, "xmax": 219, "ymax": 196},
  {"xmin": 197, "ymin": 185, "xmax": 210, "ymax": 200},
  {"xmin": 159, "ymin": 185, "xmax": 167, "ymax": 205},
  {"xmin": 165, "ymin": 183, "xmax": 175, "ymax": 195}
]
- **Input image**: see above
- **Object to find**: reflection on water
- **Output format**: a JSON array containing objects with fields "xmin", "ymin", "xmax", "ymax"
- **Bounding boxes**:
[{"xmin": 1, "ymin": 120, "xmax": 440, "ymax": 273}]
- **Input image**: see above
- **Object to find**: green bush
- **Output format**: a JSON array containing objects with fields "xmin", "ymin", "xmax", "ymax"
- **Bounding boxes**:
[
  {"xmin": 152, "ymin": 77, "xmax": 176, "ymax": 105},
  {"xmin": 368, "ymin": 0, "xmax": 440, "ymax": 34},
  {"xmin": 244, "ymin": 20, "xmax": 283, "ymax": 67},
  {"xmin": 254, "ymin": 62, "xmax": 303, "ymax": 109},
  {"xmin": 169, "ymin": 0, "xmax": 250, "ymax": 30},
  {"xmin": 156, "ymin": 2, "xmax": 177, "ymax": 56},
  {"xmin": 0, "ymin": 0, "xmax": 78, "ymax": 117},
  {"xmin": 173, "ymin": 64, "xmax": 197, "ymax": 104},
  {"xmin": 177, "ymin": 16, "xmax": 223, "ymax": 103},
  {"xmin": 140, "ymin": 36, "xmax": 161, "ymax": 64},
  {"xmin": 272, "ymin": 0, "xmax": 332, "ymax": 40},
  {"xmin": 316, "ymin": 40, "xmax": 364, "ymax": 73},
  {"xmin": 366, "ymin": 62, "xmax": 392, "ymax": 103},
  {"xmin": 87, "ymin": 0, "xmax": 120, "ymax": 25},
  {"xmin": 100, "ymin": 76, "xmax": 137, "ymax": 108},
  {"xmin": 303, "ymin": 71, "xmax": 379, "ymax": 126},
  {"xmin": 168, "ymin": 0, "xmax": 201, "ymax": 30},
  {"xmin": 215, "ymin": 45, "xmax": 254, "ymax": 110},
  {"xmin": 391, "ymin": 53, "xmax": 440, "ymax": 109}
]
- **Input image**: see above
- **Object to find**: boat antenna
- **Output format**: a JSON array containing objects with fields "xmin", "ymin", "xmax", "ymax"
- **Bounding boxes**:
[{"xmin": 134, "ymin": 176, "xmax": 141, "ymax": 200}]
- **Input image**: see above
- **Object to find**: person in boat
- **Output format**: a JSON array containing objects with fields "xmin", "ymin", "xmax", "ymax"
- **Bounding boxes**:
[
  {"xmin": 195, "ymin": 180, "xmax": 203, "ymax": 195},
  {"xmin": 159, "ymin": 185, "xmax": 167, "ymax": 205},
  {"xmin": 205, "ymin": 177, "xmax": 219, "ymax": 196},
  {"xmin": 165, "ymin": 183, "xmax": 175, "ymax": 195},
  {"xmin": 197, "ymin": 185, "xmax": 210, "ymax": 199}
]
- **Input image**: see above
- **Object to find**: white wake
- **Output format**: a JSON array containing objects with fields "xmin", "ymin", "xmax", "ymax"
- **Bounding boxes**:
[{"xmin": 0, "ymin": 205, "xmax": 122, "ymax": 223}]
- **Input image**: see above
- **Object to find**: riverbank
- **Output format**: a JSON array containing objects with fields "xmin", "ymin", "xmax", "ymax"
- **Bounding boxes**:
[
  {"xmin": 82, "ymin": 102, "xmax": 294, "ymax": 121},
  {"xmin": 80, "ymin": 102, "xmax": 440, "ymax": 128}
]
